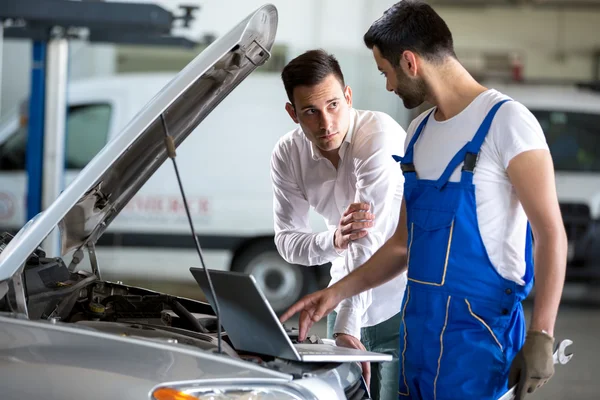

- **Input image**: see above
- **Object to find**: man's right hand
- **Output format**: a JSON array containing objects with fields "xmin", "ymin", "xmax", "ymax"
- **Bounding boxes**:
[
  {"xmin": 334, "ymin": 202, "xmax": 374, "ymax": 251},
  {"xmin": 335, "ymin": 333, "xmax": 371, "ymax": 388},
  {"xmin": 280, "ymin": 287, "xmax": 343, "ymax": 341},
  {"xmin": 508, "ymin": 331, "xmax": 555, "ymax": 399}
]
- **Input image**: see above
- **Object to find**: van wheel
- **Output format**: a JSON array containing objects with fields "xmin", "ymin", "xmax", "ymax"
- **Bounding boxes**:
[{"xmin": 231, "ymin": 240, "xmax": 317, "ymax": 314}]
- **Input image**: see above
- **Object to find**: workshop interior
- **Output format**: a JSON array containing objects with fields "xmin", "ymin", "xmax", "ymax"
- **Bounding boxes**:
[{"xmin": 0, "ymin": 0, "xmax": 598, "ymax": 399}]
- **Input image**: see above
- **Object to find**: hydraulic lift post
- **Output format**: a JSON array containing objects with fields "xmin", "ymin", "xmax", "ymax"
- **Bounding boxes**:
[
  {"xmin": 0, "ymin": 0, "xmax": 199, "ymax": 256},
  {"xmin": 25, "ymin": 40, "xmax": 46, "ymax": 224},
  {"xmin": 41, "ymin": 36, "xmax": 68, "ymax": 255}
]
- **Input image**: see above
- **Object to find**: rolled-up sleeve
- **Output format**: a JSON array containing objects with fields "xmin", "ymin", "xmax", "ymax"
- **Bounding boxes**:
[
  {"xmin": 271, "ymin": 145, "xmax": 341, "ymax": 266},
  {"xmin": 333, "ymin": 129, "xmax": 405, "ymax": 339}
]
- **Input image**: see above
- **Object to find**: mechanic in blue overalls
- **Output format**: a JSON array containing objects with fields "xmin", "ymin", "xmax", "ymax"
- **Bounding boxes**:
[{"xmin": 280, "ymin": 2, "xmax": 568, "ymax": 399}]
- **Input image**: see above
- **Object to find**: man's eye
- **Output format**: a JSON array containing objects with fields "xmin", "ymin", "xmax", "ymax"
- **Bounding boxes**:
[
  {"xmin": 330, "ymin": 102, "xmax": 338, "ymax": 108},
  {"xmin": 306, "ymin": 109, "xmax": 316, "ymax": 115}
]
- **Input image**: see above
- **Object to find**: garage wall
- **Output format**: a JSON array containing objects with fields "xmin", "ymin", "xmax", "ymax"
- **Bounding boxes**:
[
  {"xmin": 170, "ymin": 1, "xmax": 600, "ymax": 82},
  {"xmin": 1, "ymin": 1, "xmax": 599, "ymax": 119},
  {"xmin": 436, "ymin": 6, "xmax": 600, "ymax": 82},
  {"xmin": 169, "ymin": 0, "xmax": 397, "ymax": 51}
]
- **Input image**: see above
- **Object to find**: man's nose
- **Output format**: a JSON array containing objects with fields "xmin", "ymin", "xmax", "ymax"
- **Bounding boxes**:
[
  {"xmin": 386, "ymin": 80, "xmax": 394, "ymax": 92},
  {"xmin": 319, "ymin": 112, "xmax": 333, "ymax": 130}
]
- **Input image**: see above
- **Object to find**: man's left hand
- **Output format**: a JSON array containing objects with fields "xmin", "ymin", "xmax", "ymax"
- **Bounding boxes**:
[
  {"xmin": 508, "ymin": 330, "xmax": 555, "ymax": 399},
  {"xmin": 335, "ymin": 333, "xmax": 371, "ymax": 388}
]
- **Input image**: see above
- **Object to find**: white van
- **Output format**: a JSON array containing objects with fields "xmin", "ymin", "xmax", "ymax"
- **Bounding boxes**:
[
  {"xmin": 483, "ymin": 81, "xmax": 600, "ymax": 282},
  {"xmin": 0, "ymin": 71, "xmax": 332, "ymax": 313}
]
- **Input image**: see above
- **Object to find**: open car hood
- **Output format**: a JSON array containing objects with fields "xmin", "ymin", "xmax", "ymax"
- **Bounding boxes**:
[{"xmin": 0, "ymin": 4, "xmax": 278, "ymax": 283}]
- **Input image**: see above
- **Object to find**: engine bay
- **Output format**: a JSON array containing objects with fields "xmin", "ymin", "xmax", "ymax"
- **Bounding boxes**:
[{"xmin": 0, "ymin": 232, "xmax": 335, "ymax": 378}]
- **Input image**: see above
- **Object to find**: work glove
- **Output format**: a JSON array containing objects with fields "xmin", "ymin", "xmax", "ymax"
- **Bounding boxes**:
[{"xmin": 508, "ymin": 330, "xmax": 555, "ymax": 399}]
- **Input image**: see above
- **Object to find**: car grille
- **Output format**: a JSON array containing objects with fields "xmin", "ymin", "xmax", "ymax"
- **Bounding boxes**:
[
  {"xmin": 561, "ymin": 203, "xmax": 591, "ymax": 241},
  {"xmin": 560, "ymin": 203, "xmax": 591, "ymax": 264}
]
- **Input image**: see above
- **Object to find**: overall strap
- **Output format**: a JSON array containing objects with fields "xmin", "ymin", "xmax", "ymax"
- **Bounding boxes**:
[
  {"xmin": 392, "ymin": 109, "xmax": 435, "ymax": 175},
  {"xmin": 459, "ymin": 98, "xmax": 512, "ymax": 184},
  {"xmin": 434, "ymin": 99, "xmax": 512, "ymax": 189},
  {"xmin": 523, "ymin": 221, "xmax": 534, "ymax": 284},
  {"xmin": 433, "ymin": 142, "xmax": 470, "ymax": 189}
]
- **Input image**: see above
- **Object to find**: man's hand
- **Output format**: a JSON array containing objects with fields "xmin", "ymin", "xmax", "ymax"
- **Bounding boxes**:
[
  {"xmin": 280, "ymin": 287, "xmax": 343, "ymax": 341},
  {"xmin": 335, "ymin": 333, "xmax": 371, "ymax": 388},
  {"xmin": 508, "ymin": 330, "xmax": 555, "ymax": 399},
  {"xmin": 334, "ymin": 202, "xmax": 374, "ymax": 251}
]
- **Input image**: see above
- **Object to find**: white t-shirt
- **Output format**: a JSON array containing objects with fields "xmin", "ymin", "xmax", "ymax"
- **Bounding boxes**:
[{"xmin": 406, "ymin": 89, "xmax": 549, "ymax": 285}]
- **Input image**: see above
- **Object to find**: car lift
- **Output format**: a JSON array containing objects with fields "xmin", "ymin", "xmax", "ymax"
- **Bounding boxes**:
[{"xmin": 0, "ymin": 0, "xmax": 199, "ymax": 255}]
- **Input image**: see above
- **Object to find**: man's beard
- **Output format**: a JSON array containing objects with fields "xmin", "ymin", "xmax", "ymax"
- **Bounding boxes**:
[{"xmin": 394, "ymin": 69, "xmax": 428, "ymax": 109}]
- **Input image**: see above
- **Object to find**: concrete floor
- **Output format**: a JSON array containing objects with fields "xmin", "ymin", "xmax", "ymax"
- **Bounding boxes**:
[{"xmin": 526, "ymin": 304, "xmax": 597, "ymax": 400}]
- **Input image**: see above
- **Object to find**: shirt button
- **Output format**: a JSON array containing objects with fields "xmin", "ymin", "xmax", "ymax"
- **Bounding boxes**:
[
  {"xmin": 502, "ymin": 308, "xmax": 509, "ymax": 315},
  {"xmin": 505, "ymin": 288, "xmax": 512, "ymax": 295}
]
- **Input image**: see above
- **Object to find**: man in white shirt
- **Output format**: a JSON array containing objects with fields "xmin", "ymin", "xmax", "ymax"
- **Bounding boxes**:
[
  {"xmin": 280, "ymin": 2, "xmax": 568, "ymax": 400},
  {"xmin": 270, "ymin": 49, "xmax": 408, "ymax": 400}
]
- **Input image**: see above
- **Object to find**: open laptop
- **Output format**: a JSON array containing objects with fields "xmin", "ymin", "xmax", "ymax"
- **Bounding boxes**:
[{"xmin": 189, "ymin": 267, "xmax": 393, "ymax": 363}]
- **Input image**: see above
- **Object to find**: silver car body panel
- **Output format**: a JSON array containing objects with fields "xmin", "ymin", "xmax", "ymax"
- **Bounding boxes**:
[
  {"xmin": 0, "ymin": 4, "xmax": 277, "ymax": 282},
  {"xmin": 0, "ymin": 313, "xmax": 292, "ymax": 399}
]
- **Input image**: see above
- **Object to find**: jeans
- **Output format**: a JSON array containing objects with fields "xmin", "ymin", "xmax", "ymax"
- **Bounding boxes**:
[{"xmin": 327, "ymin": 311, "xmax": 401, "ymax": 400}]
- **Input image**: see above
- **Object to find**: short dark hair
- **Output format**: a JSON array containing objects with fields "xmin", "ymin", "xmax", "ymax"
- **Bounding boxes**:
[
  {"xmin": 281, "ymin": 49, "xmax": 345, "ymax": 105},
  {"xmin": 363, "ymin": 0, "xmax": 456, "ymax": 66}
]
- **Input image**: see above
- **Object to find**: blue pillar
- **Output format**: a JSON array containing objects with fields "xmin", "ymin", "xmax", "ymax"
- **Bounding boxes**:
[{"xmin": 25, "ymin": 41, "xmax": 46, "ymax": 221}]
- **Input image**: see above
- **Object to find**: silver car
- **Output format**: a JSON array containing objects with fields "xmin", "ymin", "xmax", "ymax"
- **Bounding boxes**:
[{"xmin": 0, "ymin": 4, "xmax": 367, "ymax": 399}]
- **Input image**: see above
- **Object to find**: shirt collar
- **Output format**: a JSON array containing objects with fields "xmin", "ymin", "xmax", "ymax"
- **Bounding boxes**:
[{"xmin": 309, "ymin": 108, "xmax": 356, "ymax": 161}]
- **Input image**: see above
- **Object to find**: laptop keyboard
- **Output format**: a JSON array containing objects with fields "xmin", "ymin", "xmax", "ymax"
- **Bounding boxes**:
[
  {"xmin": 298, "ymin": 350, "xmax": 337, "ymax": 355},
  {"xmin": 295, "ymin": 344, "xmax": 341, "ymax": 355}
]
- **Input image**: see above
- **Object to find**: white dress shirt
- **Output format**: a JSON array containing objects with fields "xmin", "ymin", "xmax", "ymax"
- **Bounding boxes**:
[{"xmin": 270, "ymin": 108, "xmax": 408, "ymax": 339}]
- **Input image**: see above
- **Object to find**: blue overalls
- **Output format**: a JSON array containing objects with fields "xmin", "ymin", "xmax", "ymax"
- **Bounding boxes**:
[{"xmin": 393, "ymin": 100, "xmax": 534, "ymax": 400}]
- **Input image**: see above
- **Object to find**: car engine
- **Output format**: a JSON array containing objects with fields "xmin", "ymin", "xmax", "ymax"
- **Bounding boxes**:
[{"xmin": 0, "ymin": 232, "xmax": 352, "ymax": 384}]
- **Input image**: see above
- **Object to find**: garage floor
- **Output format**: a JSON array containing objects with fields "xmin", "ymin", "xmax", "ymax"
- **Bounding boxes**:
[{"xmin": 522, "ymin": 303, "xmax": 597, "ymax": 400}]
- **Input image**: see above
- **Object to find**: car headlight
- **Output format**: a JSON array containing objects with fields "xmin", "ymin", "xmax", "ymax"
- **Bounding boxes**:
[{"xmin": 153, "ymin": 386, "xmax": 308, "ymax": 400}]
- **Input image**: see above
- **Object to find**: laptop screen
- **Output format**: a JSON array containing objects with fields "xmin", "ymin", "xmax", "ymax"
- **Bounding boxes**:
[{"xmin": 189, "ymin": 268, "xmax": 298, "ymax": 359}]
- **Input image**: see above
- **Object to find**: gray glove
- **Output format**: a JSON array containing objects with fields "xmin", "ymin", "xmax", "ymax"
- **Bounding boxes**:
[{"xmin": 508, "ymin": 330, "xmax": 555, "ymax": 399}]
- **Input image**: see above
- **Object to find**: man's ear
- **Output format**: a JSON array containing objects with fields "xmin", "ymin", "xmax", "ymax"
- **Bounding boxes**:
[
  {"xmin": 344, "ymin": 85, "xmax": 353, "ymax": 108},
  {"xmin": 285, "ymin": 102, "xmax": 299, "ymax": 124},
  {"xmin": 402, "ymin": 50, "xmax": 419, "ymax": 77}
]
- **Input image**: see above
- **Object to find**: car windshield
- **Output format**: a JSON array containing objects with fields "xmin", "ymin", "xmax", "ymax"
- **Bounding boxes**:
[{"xmin": 531, "ymin": 109, "xmax": 600, "ymax": 172}]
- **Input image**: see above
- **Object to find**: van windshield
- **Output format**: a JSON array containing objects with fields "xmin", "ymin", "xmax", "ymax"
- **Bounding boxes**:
[
  {"xmin": 0, "ymin": 103, "xmax": 111, "ymax": 171},
  {"xmin": 531, "ymin": 109, "xmax": 600, "ymax": 172}
]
